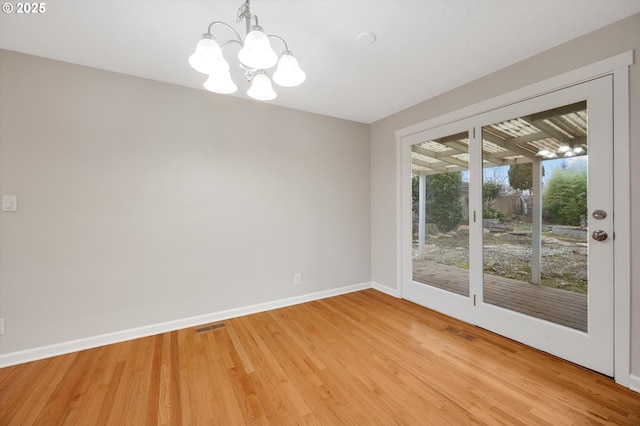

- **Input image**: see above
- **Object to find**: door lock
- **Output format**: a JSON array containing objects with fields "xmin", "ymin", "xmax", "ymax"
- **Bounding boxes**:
[
  {"xmin": 592, "ymin": 210, "xmax": 607, "ymax": 220},
  {"xmin": 592, "ymin": 230, "xmax": 608, "ymax": 241}
]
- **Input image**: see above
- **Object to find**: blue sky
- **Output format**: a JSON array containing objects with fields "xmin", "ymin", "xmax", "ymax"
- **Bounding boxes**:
[{"xmin": 461, "ymin": 155, "xmax": 588, "ymax": 188}]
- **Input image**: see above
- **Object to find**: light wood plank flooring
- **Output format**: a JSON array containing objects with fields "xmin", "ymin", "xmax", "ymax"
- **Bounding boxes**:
[{"xmin": 1, "ymin": 290, "xmax": 638, "ymax": 425}]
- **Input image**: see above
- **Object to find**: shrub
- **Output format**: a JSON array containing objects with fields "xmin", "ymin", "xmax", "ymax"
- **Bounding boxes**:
[
  {"xmin": 543, "ymin": 168, "xmax": 587, "ymax": 226},
  {"xmin": 483, "ymin": 180, "xmax": 505, "ymax": 222}
]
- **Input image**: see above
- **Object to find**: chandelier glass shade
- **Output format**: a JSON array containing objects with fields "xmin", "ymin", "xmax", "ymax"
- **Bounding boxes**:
[
  {"xmin": 247, "ymin": 71, "xmax": 277, "ymax": 100},
  {"xmin": 237, "ymin": 27, "xmax": 279, "ymax": 70},
  {"xmin": 188, "ymin": 0, "xmax": 306, "ymax": 101},
  {"xmin": 188, "ymin": 37, "xmax": 227, "ymax": 74},
  {"xmin": 273, "ymin": 52, "xmax": 306, "ymax": 87},
  {"xmin": 204, "ymin": 68, "xmax": 237, "ymax": 94}
]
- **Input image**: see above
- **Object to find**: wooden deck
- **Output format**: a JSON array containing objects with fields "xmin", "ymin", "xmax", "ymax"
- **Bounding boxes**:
[{"xmin": 413, "ymin": 261, "xmax": 587, "ymax": 331}]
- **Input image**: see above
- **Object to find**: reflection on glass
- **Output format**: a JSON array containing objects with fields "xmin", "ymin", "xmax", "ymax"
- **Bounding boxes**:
[
  {"xmin": 481, "ymin": 101, "xmax": 588, "ymax": 331},
  {"xmin": 411, "ymin": 132, "xmax": 470, "ymax": 297}
]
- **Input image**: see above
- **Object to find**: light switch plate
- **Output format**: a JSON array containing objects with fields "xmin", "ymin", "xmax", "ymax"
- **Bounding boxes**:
[{"xmin": 2, "ymin": 195, "xmax": 17, "ymax": 212}]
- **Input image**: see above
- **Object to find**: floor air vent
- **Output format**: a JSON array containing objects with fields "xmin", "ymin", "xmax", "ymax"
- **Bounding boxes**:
[
  {"xmin": 195, "ymin": 323, "xmax": 226, "ymax": 334},
  {"xmin": 444, "ymin": 326, "xmax": 476, "ymax": 341}
]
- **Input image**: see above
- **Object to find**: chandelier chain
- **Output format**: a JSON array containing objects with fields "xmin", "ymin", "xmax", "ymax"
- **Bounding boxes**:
[{"xmin": 237, "ymin": 0, "xmax": 251, "ymax": 24}]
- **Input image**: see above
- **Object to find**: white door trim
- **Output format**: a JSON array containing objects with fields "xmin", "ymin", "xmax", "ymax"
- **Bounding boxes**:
[
  {"xmin": 612, "ymin": 62, "xmax": 631, "ymax": 388},
  {"xmin": 395, "ymin": 50, "xmax": 633, "ymax": 387}
]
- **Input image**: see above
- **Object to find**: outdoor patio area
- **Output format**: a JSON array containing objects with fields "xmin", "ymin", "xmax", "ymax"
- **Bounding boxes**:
[{"xmin": 413, "ymin": 260, "xmax": 587, "ymax": 332}]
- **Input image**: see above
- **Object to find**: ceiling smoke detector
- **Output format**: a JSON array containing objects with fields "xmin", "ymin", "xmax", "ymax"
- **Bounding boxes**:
[{"xmin": 356, "ymin": 32, "xmax": 377, "ymax": 45}]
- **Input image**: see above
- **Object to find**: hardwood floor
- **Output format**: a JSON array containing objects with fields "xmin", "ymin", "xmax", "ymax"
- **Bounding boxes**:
[{"xmin": 1, "ymin": 289, "xmax": 638, "ymax": 425}]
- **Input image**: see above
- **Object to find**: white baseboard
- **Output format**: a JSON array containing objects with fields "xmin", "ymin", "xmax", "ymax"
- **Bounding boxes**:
[
  {"xmin": 629, "ymin": 374, "xmax": 640, "ymax": 393},
  {"xmin": 372, "ymin": 281, "xmax": 401, "ymax": 298},
  {"xmin": 0, "ymin": 281, "xmax": 372, "ymax": 368}
]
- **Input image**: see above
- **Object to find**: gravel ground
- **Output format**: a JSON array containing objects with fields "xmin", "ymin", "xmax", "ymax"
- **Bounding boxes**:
[{"xmin": 414, "ymin": 230, "xmax": 588, "ymax": 294}]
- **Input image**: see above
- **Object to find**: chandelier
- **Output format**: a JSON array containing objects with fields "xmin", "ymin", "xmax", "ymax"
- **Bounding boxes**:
[{"xmin": 188, "ymin": 0, "xmax": 306, "ymax": 101}]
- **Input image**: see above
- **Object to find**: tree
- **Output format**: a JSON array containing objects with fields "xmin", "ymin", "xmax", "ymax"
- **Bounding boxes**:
[
  {"xmin": 508, "ymin": 163, "xmax": 534, "ymax": 192},
  {"xmin": 412, "ymin": 172, "xmax": 464, "ymax": 233},
  {"xmin": 482, "ymin": 180, "xmax": 504, "ymax": 220},
  {"xmin": 508, "ymin": 163, "xmax": 546, "ymax": 193},
  {"xmin": 543, "ymin": 168, "xmax": 587, "ymax": 225}
]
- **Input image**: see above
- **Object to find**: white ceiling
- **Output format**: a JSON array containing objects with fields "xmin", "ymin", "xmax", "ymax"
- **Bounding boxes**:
[{"xmin": 1, "ymin": 1, "xmax": 639, "ymax": 123}]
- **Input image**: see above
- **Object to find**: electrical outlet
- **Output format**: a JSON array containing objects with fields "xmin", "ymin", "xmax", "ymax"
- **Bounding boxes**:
[
  {"xmin": 294, "ymin": 273, "xmax": 301, "ymax": 286},
  {"xmin": 2, "ymin": 195, "xmax": 17, "ymax": 212}
]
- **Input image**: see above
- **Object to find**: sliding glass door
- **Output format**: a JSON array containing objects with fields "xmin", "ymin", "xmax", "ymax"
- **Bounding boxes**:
[{"xmin": 402, "ymin": 76, "xmax": 614, "ymax": 376}]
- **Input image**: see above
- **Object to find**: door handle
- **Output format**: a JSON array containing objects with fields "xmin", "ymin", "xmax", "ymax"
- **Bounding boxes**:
[{"xmin": 592, "ymin": 230, "xmax": 608, "ymax": 241}]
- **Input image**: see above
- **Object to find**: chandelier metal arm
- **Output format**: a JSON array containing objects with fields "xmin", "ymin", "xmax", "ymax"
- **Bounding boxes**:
[
  {"xmin": 206, "ymin": 21, "xmax": 243, "ymax": 46},
  {"xmin": 267, "ymin": 34, "xmax": 290, "ymax": 53},
  {"xmin": 250, "ymin": 15, "xmax": 260, "ymax": 31},
  {"xmin": 221, "ymin": 39, "xmax": 243, "ymax": 51}
]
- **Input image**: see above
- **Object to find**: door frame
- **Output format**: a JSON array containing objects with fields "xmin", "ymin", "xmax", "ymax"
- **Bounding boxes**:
[{"xmin": 395, "ymin": 51, "xmax": 633, "ymax": 387}]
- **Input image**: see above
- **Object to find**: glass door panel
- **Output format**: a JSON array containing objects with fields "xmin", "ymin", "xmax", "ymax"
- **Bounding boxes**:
[
  {"xmin": 411, "ymin": 131, "xmax": 470, "ymax": 297},
  {"xmin": 481, "ymin": 102, "xmax": 588, "ymax": 331}
]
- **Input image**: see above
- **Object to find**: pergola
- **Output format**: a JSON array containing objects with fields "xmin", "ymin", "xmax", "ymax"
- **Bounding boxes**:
[{"xmin": 412, "ymin": 101, "xmax": 588, "ymax": 285}]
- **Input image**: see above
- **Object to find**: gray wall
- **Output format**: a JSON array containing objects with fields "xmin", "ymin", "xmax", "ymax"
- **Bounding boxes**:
[
  {"xmin": 370, "ymin": 13, "xmax": 640, "ymax": 377},
  {"xmin": 0, "ymin": 50, "xmax": 371, "ymax": 354}
]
